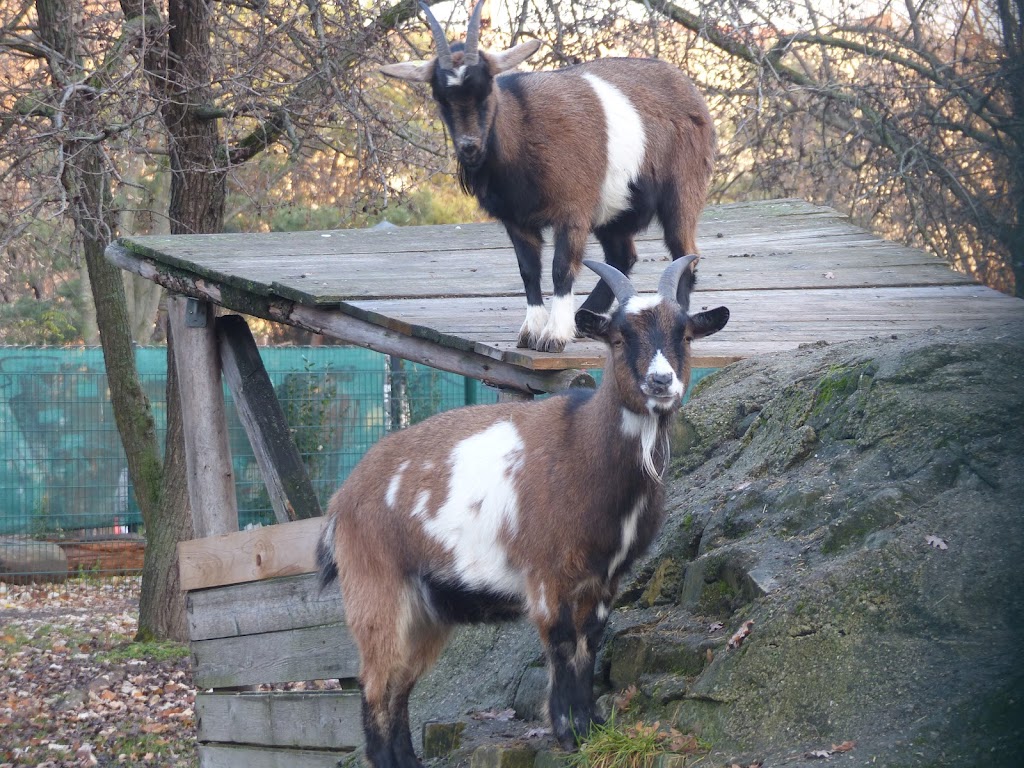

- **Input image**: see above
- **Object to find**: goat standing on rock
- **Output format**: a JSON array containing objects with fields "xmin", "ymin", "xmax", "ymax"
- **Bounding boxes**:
[
  {"xmin": 318, "ymin": 257, "xmax": 729, "ymax": 768},
  {"xmin": 380, "ymin": 1, "xmax": 715, "ymax": 353}
]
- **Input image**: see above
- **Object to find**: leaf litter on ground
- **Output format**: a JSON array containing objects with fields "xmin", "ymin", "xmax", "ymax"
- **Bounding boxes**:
[{"xmin": 0, "ymin": 577, "xmax": 198, "ymax": 767}]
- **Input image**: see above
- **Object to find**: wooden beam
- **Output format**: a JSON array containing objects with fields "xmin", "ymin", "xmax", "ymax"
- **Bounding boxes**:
[
  {"xmin": 217, "ymin": 314, "xmax": 323, "ymax": 524},
  {"xmin": 197, "ymin": 691, "xmax": 362, "ymax": 750},
  {"xmin": 167, "ymin": 296, "xmax": 239, "ymax": 538},
  {"xmin": 187, "ymin": 573, "xmax": 343, "ymax": 642},
  {"xmin": 199, "ymin": 744, "xmax": 353, "ymax": 768},
  {"xmin": 191, "ymin": 622, "xmax": 360, "ymax": 689},
  {"xmin": 178, "ymin": 516, "xmax": 322, "ymax": 592}
]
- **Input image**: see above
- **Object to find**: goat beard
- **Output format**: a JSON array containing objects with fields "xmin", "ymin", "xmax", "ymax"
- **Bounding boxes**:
[{"xmin": 457, "ymin": 159, "xmax": 485, "ymax": 198}]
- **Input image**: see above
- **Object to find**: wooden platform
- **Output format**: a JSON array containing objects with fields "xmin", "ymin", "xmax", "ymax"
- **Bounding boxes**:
[{"xmin": 108, "ymin": 198, "xmax": 1022, "ymax": 391}]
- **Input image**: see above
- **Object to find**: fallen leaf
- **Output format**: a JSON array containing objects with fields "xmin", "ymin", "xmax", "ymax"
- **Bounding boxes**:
[
  {"xmin": 470, "ymin": 708, "xmax": 515, "ymax": 721},
  {"xmin": 728, "ymin": 620, "xmax": 755, "ymax": 649},
  {"xmin": 824, "ymin": 271, "xmax": 836, "ymax": 279},
  {"xmin": 709, "ymin": 621, "xmax": 725, "ymax": 633},
  {"xmin": 805, "ymin": 749, "xmax": 833, "ymax": 758},
  {"xmin": 831, "ymin": 740, "xmax": 856, "ymax": 752},
  {"xmin": 926, "ymin": 535, "xmax": 948, "ymax": 550},
  {"xmin": 705, "ymin": 647, "xmax": 714, "ymax": 664},
  {"xmin": 140, "ymin": 722, "xmax": 171, "ymax": 734},
  {"xmin": 613, "ymin": 683, "xmax": 639, "ymax": 711},
  {"xmin": 524, "ymin": 727, "xmax": 550, "ymax": 738}
]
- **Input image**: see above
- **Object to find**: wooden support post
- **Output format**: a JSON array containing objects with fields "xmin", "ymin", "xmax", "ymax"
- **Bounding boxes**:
[
  {"xmin": 168, "ymin": 296, "xmax": 239, "ymax": 538},
  {"xmin": 217, "ymin": 314, "xmax": 323, "ymax": 524},
  {"xmin": 497, "ymin": 388, "xmax": 533, "ymax": 403}
]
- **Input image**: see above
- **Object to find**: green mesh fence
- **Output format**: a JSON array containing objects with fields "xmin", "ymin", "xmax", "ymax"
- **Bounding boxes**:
[
  {"xmin": 0, "ymin": 345, "xmax": 715, "ymax": 580},
  {"xmin": 0, "ymin": 347, "xmax": 497, "ymax": 541}
]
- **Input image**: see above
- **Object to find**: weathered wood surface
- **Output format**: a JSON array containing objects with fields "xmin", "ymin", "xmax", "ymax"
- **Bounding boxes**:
[
  {"xmin": 191, "ymin": 621, "xmax": 359, "ymax": 689},
  {"xmin": 218, "ymin": 314, "xmax": 323, "ymax": 524},
  {"xmin": 178, "ymin": 516, "xmax": 322, "ymax": 592},
  {"xmin": 168, "ymin": 297, "xmax": 239, "ymax": 537},
  {"xmin": 188, "ymin": 573, "xmax": 343, "ymax": 642},
  {"xmin": 197, "ymin": 691, "xmax": 362, "ymax": 750},
  {"xmin": 198, "ymin": 744, "xmax": 353, "ymax": 768},
  {"xmin": 110, "ymin": 199, "xmax": 1023, "ymax": 376}
]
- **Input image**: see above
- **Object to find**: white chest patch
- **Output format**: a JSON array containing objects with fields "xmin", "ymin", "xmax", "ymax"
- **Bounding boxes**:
[
  {"xmin": 620, "ymin": 408, "xmax": 666, "ymax": 480},
  {"xmin": 422, "ymin": 421, "xmax": 527, "ymax": 594},
  {"xmin": 581, "ymin": 73, "xmax": 647, "ymax": 227},
  {"xmin": 607, "ymin": 496, "xmax": 645, "ymax": 580}
]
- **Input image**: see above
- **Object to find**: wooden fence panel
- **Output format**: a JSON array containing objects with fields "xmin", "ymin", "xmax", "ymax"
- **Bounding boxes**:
[
  {"xmin": 199, "ymin": 744, "xmax": 354, "ymax": 768},
  {"xmin": 197, "ymin": 690, "xmax": 362, "ymax": 749},
  {"xmin": 188, "ymin": 573, "xmax": 343, "ymax": 641}
]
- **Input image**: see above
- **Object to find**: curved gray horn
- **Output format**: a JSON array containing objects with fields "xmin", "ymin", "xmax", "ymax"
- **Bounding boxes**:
[
  {"xmin": 464, "ymin": 0, "xmax": 486, "ymax": 66},
  {"xmin": 658, "ymin": 255, "xmax": 699, "ymax": 303},
  {"xmin": 420, "ymin": 2, "xmax": 454, "ymax": 70},
  {"xmin": 583, "ymin": 259, "xmax": 637, "ymax": 305}
]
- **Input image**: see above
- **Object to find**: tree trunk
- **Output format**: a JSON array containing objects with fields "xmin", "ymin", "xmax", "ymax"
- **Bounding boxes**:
[{"xmin": 137, "ymin": 324, "xmax": 192, "ymax": 641}]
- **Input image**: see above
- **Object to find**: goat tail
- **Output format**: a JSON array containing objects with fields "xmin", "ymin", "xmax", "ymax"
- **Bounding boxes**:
[{"xmin": 316, "ymin": 519, "xmax": 339, "ymax": 592}]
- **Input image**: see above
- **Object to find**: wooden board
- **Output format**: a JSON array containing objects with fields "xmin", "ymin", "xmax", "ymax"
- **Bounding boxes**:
[
  {"xmin": 188, "ymin": 573, "xmax": 343, "ymax": 642},
  {"xmin": 191, "ymin": 622, "xmax": 360, "ymax": 689},
  {"xmin": 110, "ymin": 199, "xmax": 1023, "ymax": 380},
  {"xmin": 199, "ymin": 744, "xmax": 354, "ymax": 768},
  {"xmin": 178, "ymin": 516, "xmax": 323, "ymax": 592},
  {"xmin": 197, "ymin": 690, "xmax": 362, "ymax": 750}
]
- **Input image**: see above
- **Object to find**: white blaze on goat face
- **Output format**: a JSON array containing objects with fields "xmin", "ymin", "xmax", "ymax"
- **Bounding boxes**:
[
  {"xmin": 385, "ymin": 460, "xmax": 410, "ymax": 510},
  {"xmin": 422, "ymin": 421, "xmax": 526, "ymax": 593},
  {"xmin": 446, "ymin": 65, "xmax": 468, "ymax": 87},
  {"xmin": 645, "ymin": 350, "xmax": 685, "ymax": 409},
  {"xmin": 581, "ymin": 73, "xmax": 648, "ymax": 227}
]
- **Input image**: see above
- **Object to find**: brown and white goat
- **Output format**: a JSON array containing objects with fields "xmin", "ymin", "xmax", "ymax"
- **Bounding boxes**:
[
  {"xmin": 379, "ymin": 1, "xmax": 715, "ymax": 354},
  {"xmin": 317, "ymin": 257, "xmax": 729, "ymax": 768}
]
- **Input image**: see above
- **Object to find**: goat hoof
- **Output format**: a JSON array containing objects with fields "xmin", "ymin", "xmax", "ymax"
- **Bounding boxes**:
[{"xmin": 533, "ymin": 336, "xmax": 568, "ymax": 353}]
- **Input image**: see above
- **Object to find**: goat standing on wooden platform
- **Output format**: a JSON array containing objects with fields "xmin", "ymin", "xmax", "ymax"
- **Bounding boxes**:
[
  {"xmin": 317, "ymin": 257, "xmax": 729, "ymax": 768},
  {"xmin": 380, "ymin": 1, "xmax": 715, "ymax": 353}
]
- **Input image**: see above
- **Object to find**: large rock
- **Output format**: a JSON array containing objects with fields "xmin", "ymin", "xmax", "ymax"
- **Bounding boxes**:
[
  {"xmin": 0, "ymin": 537, "xmax": 69, "ymax": 583},
  {"xmin": 619, "ymin": 320, "xmax": 1024, "ymax": 765},
  {"xmin": 414, "ymin": 320, "xmax": 1024, "ymax": 766}
]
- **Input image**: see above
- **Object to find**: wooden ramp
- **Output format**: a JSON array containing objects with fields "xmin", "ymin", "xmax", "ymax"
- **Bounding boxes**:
[{"xmin": 109, "ymin": 199, "xmax": 1023, "ymax": 391}]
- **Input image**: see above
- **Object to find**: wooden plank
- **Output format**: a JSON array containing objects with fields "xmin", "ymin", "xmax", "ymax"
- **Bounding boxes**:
[
  {"xmin": 199, "ymin": 744, "xmax": 353, "ymax": 768},
  {"xmin": 191, "ymin": 622, "xmax": 360, "ymax": 689},
  {"xmin": 178, "ymin": 516, "xmax": 323, "ymax": 592},
  {"xmin": 218, "ymin": 315, "xmax": 323, "ymax": 524},
  {"xmin": 188, "ymin": 573, "xmax": 343, "ymax": 642},
  {"xmin": 168, "ymin": 296, "xmax": 239, "ymax": 538},
  {"xmin": 197, "ymin": 691, "xmax": 362, "ymax": 750}
]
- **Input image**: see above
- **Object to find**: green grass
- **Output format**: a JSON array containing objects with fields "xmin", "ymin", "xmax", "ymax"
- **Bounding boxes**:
[
  {"xmin": 97, "ymin": 640, "xmax": 190, "ymax": 664},
  {"xmin": 569, "ymin": 717, "xmax": 708, "ymax": 768}
]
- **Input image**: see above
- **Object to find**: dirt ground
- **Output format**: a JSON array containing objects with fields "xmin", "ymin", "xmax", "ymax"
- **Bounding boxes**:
[{"xmin": 0, "ymin": 577, "xmax": 197, "ymax": 767}]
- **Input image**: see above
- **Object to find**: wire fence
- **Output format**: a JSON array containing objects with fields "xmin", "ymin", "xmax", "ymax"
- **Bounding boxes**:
[{"xmin": 0, "ymin": 346, "xmax": 497, "ymax": 583}]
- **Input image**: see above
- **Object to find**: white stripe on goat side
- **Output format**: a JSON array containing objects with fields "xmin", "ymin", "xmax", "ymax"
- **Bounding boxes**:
[
  {"xmin": 607, "ymin": 497, "xmax": 645, "ymax": 580},
  {"xmin": 581, "ymin": 73, "xmax": 647, "ymax": 227},
  {"xmin": 385, "ymin": 460, "xmax": 410, "ymax": 510},
  {"xmin": 411, "ymin": 489, "xmax": 431, "ymax": 519},
  {"xmin": 422, "ymin": 421, "xmax": 527, "ymax": 594}
]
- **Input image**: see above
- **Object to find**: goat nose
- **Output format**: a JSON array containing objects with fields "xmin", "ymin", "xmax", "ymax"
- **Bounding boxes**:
[{"xmin": 647, "ymin": 371, "xmax": 674, "ymax": 394}]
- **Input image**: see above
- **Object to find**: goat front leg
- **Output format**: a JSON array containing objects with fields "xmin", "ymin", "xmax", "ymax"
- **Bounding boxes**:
[
  {"xmin": 542, "ymin": 600, "xmax": 607, "ymax": 749},
  {"xmin": 536, "ymin": 224, "xmax": 588, "ymax": 353},
  {"xmin": 578, "ymin": 228, "xmax": 639, "ymax": 317},
  {"xmin": 507, "ymin": 225, "xmax": 547, "ymax": 349}
]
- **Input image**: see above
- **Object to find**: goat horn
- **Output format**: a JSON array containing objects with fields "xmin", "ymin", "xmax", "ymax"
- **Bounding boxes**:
[
  {"xmin": 464, "ymin": 0, "xmax": 486, "ymax": 66},
  {"xmin": 658, "ymin": 255, "xmax": 699, "ymax": 304},
  {"xmin": 419, "ymin": 2, "xmax": 454, "ymax": 71},
  {"xmin": 583, "ymin": 259, "xmax": 637, "ymax": 305}
]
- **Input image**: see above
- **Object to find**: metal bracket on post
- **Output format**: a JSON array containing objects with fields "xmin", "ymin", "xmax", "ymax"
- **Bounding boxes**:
[{"xmin": 185, "ymin": 298, "xmax": 208, "ymax": 328}]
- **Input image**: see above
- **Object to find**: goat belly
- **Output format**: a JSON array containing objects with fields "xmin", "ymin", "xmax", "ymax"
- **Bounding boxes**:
[{"xmin": 419, "ymin": 573, "xmax": 524, "ymax": 624}]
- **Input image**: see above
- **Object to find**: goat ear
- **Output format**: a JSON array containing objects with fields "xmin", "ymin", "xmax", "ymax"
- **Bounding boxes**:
[
  {"xmin": 687, "ymin": 306, "xmax": 729, "ymax": 339},
  {"xmin": 380, "ymin": 60, "xmax": 436, "ymax": 82},
  {"xmin": 575, "ymin": 309, "xmax": 611, "ymax": 340},
  {"xmin": 488, "ymin": 39, "xmax": 542, "ymax": 73}
]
